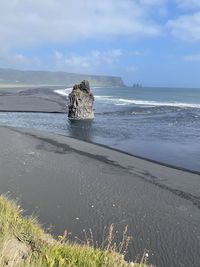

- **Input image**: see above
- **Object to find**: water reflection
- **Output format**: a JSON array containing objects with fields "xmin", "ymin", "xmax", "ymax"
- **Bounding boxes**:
[{"xmin": 67, "ymin": 119, "xmax": 94, "ymax": 142}]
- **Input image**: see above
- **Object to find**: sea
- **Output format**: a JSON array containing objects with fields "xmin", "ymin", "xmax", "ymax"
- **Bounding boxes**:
[{"xmin": 0, "ymin": 86, "xmax": 200, "ymax": 172}]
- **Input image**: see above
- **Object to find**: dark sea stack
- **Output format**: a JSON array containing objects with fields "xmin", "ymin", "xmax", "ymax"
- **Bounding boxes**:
[{"xmin": 68, "ymin": 80, "xmax": 94, "ymax": 119}]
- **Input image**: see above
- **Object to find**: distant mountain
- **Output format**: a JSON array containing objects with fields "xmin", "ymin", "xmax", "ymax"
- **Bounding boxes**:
[{"xmin": 0, "ymin": 68, "xmax": 125, "ymax": 87}]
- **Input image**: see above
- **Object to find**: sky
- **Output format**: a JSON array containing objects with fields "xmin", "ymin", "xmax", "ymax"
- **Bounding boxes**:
[{"xmin": 0, "ymin": 0, "xmax": 200, "ymax": 87}]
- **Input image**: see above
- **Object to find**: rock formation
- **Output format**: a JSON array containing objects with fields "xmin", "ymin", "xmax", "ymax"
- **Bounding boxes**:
[{"xmin": 68, "ymin": 80, "xmax": 94, "ymax": 119}]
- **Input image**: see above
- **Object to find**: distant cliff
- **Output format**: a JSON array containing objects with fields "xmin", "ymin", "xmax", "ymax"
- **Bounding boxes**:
[{"xmin": 0, "ymin": 68, "xmax": 125, "ymax": 87}]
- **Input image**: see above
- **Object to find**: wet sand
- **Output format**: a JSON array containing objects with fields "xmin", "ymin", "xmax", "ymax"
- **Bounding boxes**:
[
  {"xmin": 0, "ymin": 86, "xmax": 66, "ymax": 112},
  {"xmin": 0, "ymin": 126, "xmax": 200, "ymax": 267}
]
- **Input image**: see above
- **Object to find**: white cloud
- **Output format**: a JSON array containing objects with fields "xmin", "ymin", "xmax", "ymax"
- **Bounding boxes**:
[
  {"xmin": 167, "ymin": 12, "xmax": 200, "ymax": 41},
  {"xmin": 126, "ymin": 66, "xmax": 138, "ymax": 72},
  {"xmin": 0, "ymin": 48, "xmax": 123, "ymax": 71},
  {"xmin": 13, "ymin": 54, "xmax": 28, "ymax": 63},
  {"xmin": 184, "ymin": 53, "xmax": 200, "ymax": 61},
  {"xmin": 0, "ymin": 52, "xmax": 41, "ymax": 69},
  {"xmin": 65, "ymin": 56, "xmax": 90, "ymax": 68},
  {"xmin": 129, "ymin": 50, "xmax": 148, "ymax": 56},
  {"xmin": 139, "ymin": 0, "xmax": 169, "ymax": 16},
  {"xmin": 140, "ymin": 0, "xmax": 166, "ymax": 5},
  {"xmin": 0, "ymin": 0, "xmax": 162, "ymax": 51},
  {"xmin": 57, "ymin": 49, "xmax": 123, "ymax": 71},
  {"xmin": 176, "ymin": 0, "xmax": 200, "ymax": 9},
  {"xmin": 132, "ymin": 50, "xmax": 143, "ymax": 56},
  {"xmin": 167, "ymin": 0, "xmax": 200, "ymax": 42},
  {"xmin": 54, "ymin": 51, "xmax": 64, "ymax": 60}
]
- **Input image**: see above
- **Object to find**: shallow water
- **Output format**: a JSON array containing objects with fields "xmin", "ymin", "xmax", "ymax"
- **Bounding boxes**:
[{"xmin": 0, "ymin": 87, "xmax": 200, "ymax": 172}]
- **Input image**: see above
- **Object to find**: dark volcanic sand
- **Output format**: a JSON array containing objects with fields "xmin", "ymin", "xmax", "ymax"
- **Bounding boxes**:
[
  {"xmin": 0, "ymin": 126, "xmax": 200, "ymax": 267},
  {"xmin": 0, "ymin": 86, "xmax": 66, "ymax": 112}
]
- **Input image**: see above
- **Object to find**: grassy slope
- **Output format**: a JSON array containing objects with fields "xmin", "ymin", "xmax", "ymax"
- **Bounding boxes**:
[
  {"xmin": 0, "ymin": 196, "xmax": 149, "ymax": 267},
  {"xmin": 0, "ymin": 69, "xmax": 125, "ymax": 87}
]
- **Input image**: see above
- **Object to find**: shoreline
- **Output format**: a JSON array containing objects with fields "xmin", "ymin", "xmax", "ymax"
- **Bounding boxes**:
[
  {"xmin": 0, "ymin": 120, "xmax": 199, "ymax": 175},
  {"xmin": 59, "ymin": 132, "xmax": 200, "ymax": 176},
  {"xmin": 0, "ymin": 110, "xmax": 65, "ymax": 113},
  {"xmin": 6, "ymin": 125, "xmax": 200, "ymax": 206},
  {"xmin": 0, "ymin": 85, "xmax": 199, "ymax": 174}
]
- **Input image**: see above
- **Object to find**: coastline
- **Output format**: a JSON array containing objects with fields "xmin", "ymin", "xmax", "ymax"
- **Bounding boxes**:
[
  {"xmin": 0, "ymin": 85, "xmax": 199, "ymax": 173},
  {"xmin": 0, "ymin": 125, "xmax": 200, "ymax": 266},
  {"xmin": 4, "ymin": 125, "xmax": 200, "ymax": 206}
]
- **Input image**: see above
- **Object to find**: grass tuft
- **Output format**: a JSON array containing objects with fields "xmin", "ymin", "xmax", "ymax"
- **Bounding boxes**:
[{"xmin": 0, "ymin": 195, "xmax": 151, "ymax": 267}]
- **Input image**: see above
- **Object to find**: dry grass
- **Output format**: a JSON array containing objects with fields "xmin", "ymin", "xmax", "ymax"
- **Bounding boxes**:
[{"xmin": 0, "ymin": 195, "xmax": 151, "ymax": 267}]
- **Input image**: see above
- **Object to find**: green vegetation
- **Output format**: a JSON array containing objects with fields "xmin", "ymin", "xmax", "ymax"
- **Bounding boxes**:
[
  {"xmin": 0, "ymin": 195, "xmax": 151, "ymax": 267},
  {"xmin": 0, "ymin": 68, "xmax": 125, "ymax": 87}
]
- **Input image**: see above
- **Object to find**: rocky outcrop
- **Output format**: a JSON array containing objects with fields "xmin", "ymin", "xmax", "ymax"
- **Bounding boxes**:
[
  {"xmin": 2, "ymin": 238, "xmax": 30, "ymax": 265},
  {"xmin": 68, "ymin": 80, "xmax": 94, "ymax": 119}
]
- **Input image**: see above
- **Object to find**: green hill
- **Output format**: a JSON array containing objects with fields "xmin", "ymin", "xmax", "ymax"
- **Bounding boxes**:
[{"xmin": 0, "ymin": 68, "xmax": 125, "ymax": 87}]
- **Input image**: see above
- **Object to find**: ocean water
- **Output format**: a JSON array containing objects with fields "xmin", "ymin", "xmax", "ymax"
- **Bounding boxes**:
[
  {"xmin": 1, "ymin": 86, "xmax": 200, "ymax": 172},
  {"xmin": 92, "ymin": 86, "xmax": 200, "ymax": 172}
]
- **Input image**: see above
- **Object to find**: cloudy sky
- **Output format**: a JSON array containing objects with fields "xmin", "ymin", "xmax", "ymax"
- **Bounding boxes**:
[{"xmin": 0, "ymin": 0, "xmax": 200, "ymax": 87}]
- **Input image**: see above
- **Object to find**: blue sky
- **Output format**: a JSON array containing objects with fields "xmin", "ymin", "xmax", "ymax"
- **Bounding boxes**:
[{"xmin": 1, "ymin": 0, "xmax": 200, "ymax": 87}]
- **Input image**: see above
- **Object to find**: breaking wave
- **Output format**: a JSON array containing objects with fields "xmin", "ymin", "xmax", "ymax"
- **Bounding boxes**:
[
  {"xmin": 54, "ymin": 88, "xmax": 72, "ymax": 97},
  {"xmin": 94, "ymin": 96, "xmax": 200, "ymax": 108},
  {"xmin": 54, "ymin": 91, "xmax": 200, "ymax": 108}
]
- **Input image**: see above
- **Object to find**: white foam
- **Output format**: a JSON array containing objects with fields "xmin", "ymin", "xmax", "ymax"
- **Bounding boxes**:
[
  {"xmin": 54, "ymin": 88, "xmax": 72, "ymax": 97},
  {"xmin": 54, "ymin": 91, "xmax": 200, "ymax": 108},
  {"xmin": 95, "ymin": 95, "xmax": 113, "ymax": 99},
  {"xmin": 94, "ymin": 95, "xmax": 200, "ymax": 108},
  {"xmin": 118, "ymin": 98, "xmax": 200, "ymax": 108}
]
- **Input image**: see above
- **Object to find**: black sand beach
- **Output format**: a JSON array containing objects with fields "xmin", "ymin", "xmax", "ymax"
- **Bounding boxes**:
[
  {"xmin": 0, "ymin": 125, "xmax": 200, "ymax": 266},
  {"xmin": 0, "ymin": 86, "xmax": 66, "ymax": 112}
]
